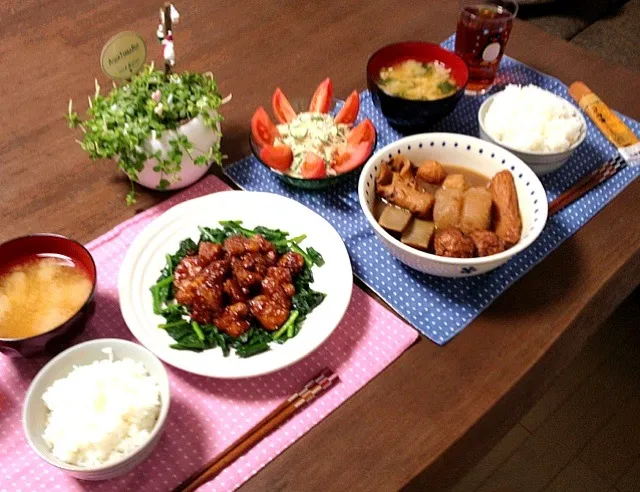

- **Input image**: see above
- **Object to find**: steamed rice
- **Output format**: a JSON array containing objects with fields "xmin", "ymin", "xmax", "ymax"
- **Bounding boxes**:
[
  {"xmin": 484, "ymin": 84, "xmax": 584, "ymax": 153},
  {"xmin": 42, "ymin": 348, "xmax": 160, "ymax": 467}
]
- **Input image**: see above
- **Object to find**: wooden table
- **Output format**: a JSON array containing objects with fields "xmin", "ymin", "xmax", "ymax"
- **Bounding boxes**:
[{"xmin": 2, "ymin": 1, "xmax": 639, "ymax": 490}]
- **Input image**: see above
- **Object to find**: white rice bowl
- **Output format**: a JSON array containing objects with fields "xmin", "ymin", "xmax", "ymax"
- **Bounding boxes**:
[
  {"xmin": 483, "ymin": 84, "xmax": 585, "ymax": 153},
  {"xmin": 41, "ymin": 347, "xmax": 161, "ymax": 468}
]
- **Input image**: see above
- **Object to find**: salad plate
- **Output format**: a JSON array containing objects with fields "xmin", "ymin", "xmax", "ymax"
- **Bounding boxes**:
[
  {"xmin": 119, "ymin": 191, "xmax": 353, "ymax": 378},
  {"xmin": 250, "ymin": 78, "xmax": 377, "ymax": 189}
]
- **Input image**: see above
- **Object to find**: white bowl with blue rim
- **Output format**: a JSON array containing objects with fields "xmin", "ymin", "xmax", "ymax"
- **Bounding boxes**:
[
  {"xmin": 358, "ymin": 133, "xmax": 548, "ymax": 278},
  {"xmin": 478, "ymin": 93, "xmax": 587, "ymax": 176}
]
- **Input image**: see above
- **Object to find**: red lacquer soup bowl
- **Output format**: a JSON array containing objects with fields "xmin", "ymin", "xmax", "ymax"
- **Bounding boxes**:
[
  {"xmin": 367, "ymin": 41, "xmax": 469, "ymax": 132},
  {"xmin": 0, "ymin": 234, "xmax": 97, "ymax": 358}
]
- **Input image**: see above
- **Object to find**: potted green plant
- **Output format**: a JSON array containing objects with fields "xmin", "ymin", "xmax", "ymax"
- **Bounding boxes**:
[{"xmin": 67, "ymin": 64, "xmax": 228, "ymax": 204}]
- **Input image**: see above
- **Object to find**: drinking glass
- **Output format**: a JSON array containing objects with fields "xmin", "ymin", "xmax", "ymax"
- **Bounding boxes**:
[{"xmin": 455, "ymin": 0, "xmax": 518, "ymax": 94}]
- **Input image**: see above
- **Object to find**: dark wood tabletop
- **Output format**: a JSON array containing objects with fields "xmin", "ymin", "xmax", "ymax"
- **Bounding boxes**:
[{"xmin": 2, "ymin": 1, "xmax": 639, "ymax": 490}]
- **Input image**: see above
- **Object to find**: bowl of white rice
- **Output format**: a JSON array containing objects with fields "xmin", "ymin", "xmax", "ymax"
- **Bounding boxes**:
[
  {"xmin": 478, "ymin": 84, "xmax": 587, "ymax": 175},
  {"xmin": 22, "ymin": 338, "xmax": 170, "ymax": 480}
]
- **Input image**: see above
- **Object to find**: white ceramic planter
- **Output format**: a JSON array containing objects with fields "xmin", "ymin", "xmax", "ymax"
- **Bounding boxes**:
[{"xmin": 133, "ymin": 113, "xmax": 220, "ymax": 190}]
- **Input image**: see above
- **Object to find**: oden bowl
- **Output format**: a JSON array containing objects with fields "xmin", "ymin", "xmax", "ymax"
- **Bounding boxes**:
[{"xmin": 358, "ymin": 133, "xmax": 548, "ymax": 277}]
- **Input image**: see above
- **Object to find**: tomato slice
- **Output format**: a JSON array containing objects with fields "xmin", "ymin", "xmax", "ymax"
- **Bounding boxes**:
[
  {"xmin": 272, "ymin": 88, "xmax": 297, "ymax": 124},
  {"xmin": 309, "ymin": 78, "xmax": 334, "ymax": 113},
  {"xmin": 251, "ymin": 107, "xmax": 279, "ymax": 147},
  {"xmin": 260, "ymin": 145, "xmax": 293, "ymax": 172},
  {"xmin": 332, "ymin": 141, "xmax": 373, "ymax": 174},
  {"xmin": 347, "ymin": 118, "xmax": 376, "ymax": 146},
  {"xmin": 300, "ymin": 152, "xmax": 327, "ymax": 179},
  {"xmin": 334, "ymin": 91, "xmax": 360, "ymax": 125}
]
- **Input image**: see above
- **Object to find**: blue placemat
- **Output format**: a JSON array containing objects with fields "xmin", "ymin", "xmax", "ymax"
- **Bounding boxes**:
[{"xmin": 225, "ymin": 35, "xmax": 640, "ymax": 345}]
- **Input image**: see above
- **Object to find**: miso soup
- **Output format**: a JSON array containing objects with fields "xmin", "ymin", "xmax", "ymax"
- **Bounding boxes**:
[
  {"xmin": 378, "ymin": 60, "xmax": 458, "ymax": 101},
  {"xmin": 0, "ymin": 255, "xmax": 92, "ymax": 339}
]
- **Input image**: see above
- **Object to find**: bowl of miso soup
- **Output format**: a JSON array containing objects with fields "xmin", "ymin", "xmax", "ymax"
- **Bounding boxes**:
[
  {"xmin": 367, "ymin": 42, "xmax": 468, "ymax": 132},
  {"xmin": 0, "ymin": 234, "xmax": 96, "ymax": 357}
]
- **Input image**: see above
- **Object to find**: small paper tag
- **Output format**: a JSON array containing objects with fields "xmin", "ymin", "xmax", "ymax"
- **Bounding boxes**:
[
  {"xmin": 618, "ymin": 142, "xmax": 640, "ymax": 167},
  {"xmin": 100, "ymin": 31, "xmax": 147, "ymax": 80}
]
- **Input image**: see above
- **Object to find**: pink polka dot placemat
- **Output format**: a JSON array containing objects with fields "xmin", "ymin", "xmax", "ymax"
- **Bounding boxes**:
[{"xmin": 0, "ymin": 175, "xmax": 418, "ymax": 492}]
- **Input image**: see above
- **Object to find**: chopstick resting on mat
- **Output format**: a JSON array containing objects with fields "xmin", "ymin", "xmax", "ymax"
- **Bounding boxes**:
[
  {"xmin": 548, "ymin": 154, "xmax": 628, "ymax": 215},
  {"xmin": 173, "ymin": 369, "xmax": 339, "ymax": 492}
]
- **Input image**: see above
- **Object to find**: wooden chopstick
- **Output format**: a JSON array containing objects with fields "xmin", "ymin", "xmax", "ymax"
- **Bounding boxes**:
[
  {"xmin": 173, "ymin": 369, "xmax": 339, "ymax": 492},
  {"xmin": 548, "ymin": 154, "xmax": 627, "ymax": 215}
]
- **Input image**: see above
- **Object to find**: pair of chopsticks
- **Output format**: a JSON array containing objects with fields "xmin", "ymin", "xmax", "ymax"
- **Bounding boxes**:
[
  {"xmin": 549, "ymin": 82, "xmax": 639, "ymax": 215},
  {"xmin": 173, "ymin": 369, "xmax": 339, "ymax": 492},
  {"xmin": 548, "ymin": 154, "xmax": 627, "ymax": 215}
]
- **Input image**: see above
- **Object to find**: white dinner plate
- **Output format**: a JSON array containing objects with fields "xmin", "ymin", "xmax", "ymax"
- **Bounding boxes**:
[{"xmin": 118, "ymin": 191, "xmax": 353, "ymax": 378}]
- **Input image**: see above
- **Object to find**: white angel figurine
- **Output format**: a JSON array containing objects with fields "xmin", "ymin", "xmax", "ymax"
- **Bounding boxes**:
[{"xmin": 162, "ymin": 31, "xmax": 175, "ymax": 66}]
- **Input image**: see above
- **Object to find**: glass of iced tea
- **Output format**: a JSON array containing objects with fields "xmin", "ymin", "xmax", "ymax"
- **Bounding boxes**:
[{"xmin": 455, "ymin": 0, "xmax": 518, "ymax": 94}]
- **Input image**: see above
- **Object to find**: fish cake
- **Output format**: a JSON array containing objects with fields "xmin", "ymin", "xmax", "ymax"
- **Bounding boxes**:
[
  {"xmin": 469, "ymin": 230, "xmax": 506, "ymax": 257},
  {"xmin": 460, "ymin": 187, "xmax": 492, "ymax": 234},
  {"xmin": 433, "ymin": 228, "xmax": 475, "ymax": 258},
  {"xmin": 376, "ymin": 161, "xmax": 393, "ymax": 186},
  {"xmin": 389, "ymin": 155, "xmax": 414, "ymax": 178},
  {"xmin": 377, "ymin": 173, "xmax": 435, "ymax": 218},
  {"xmin": 490, "ymin": 170, "xmax": 522, "ymax": 247},
  {"xmin": 433, "ymin": 188, "xmax": 463, "ymax": 229}
]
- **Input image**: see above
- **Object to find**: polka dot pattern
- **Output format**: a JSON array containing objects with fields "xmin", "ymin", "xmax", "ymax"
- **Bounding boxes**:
[
  {"xmin": 0, "ymin": 176, "xmax": 417, "ymax": 491},
  {"xmin": 225, "ymin": 35, "xmax": 640, "ymax": 346}
]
